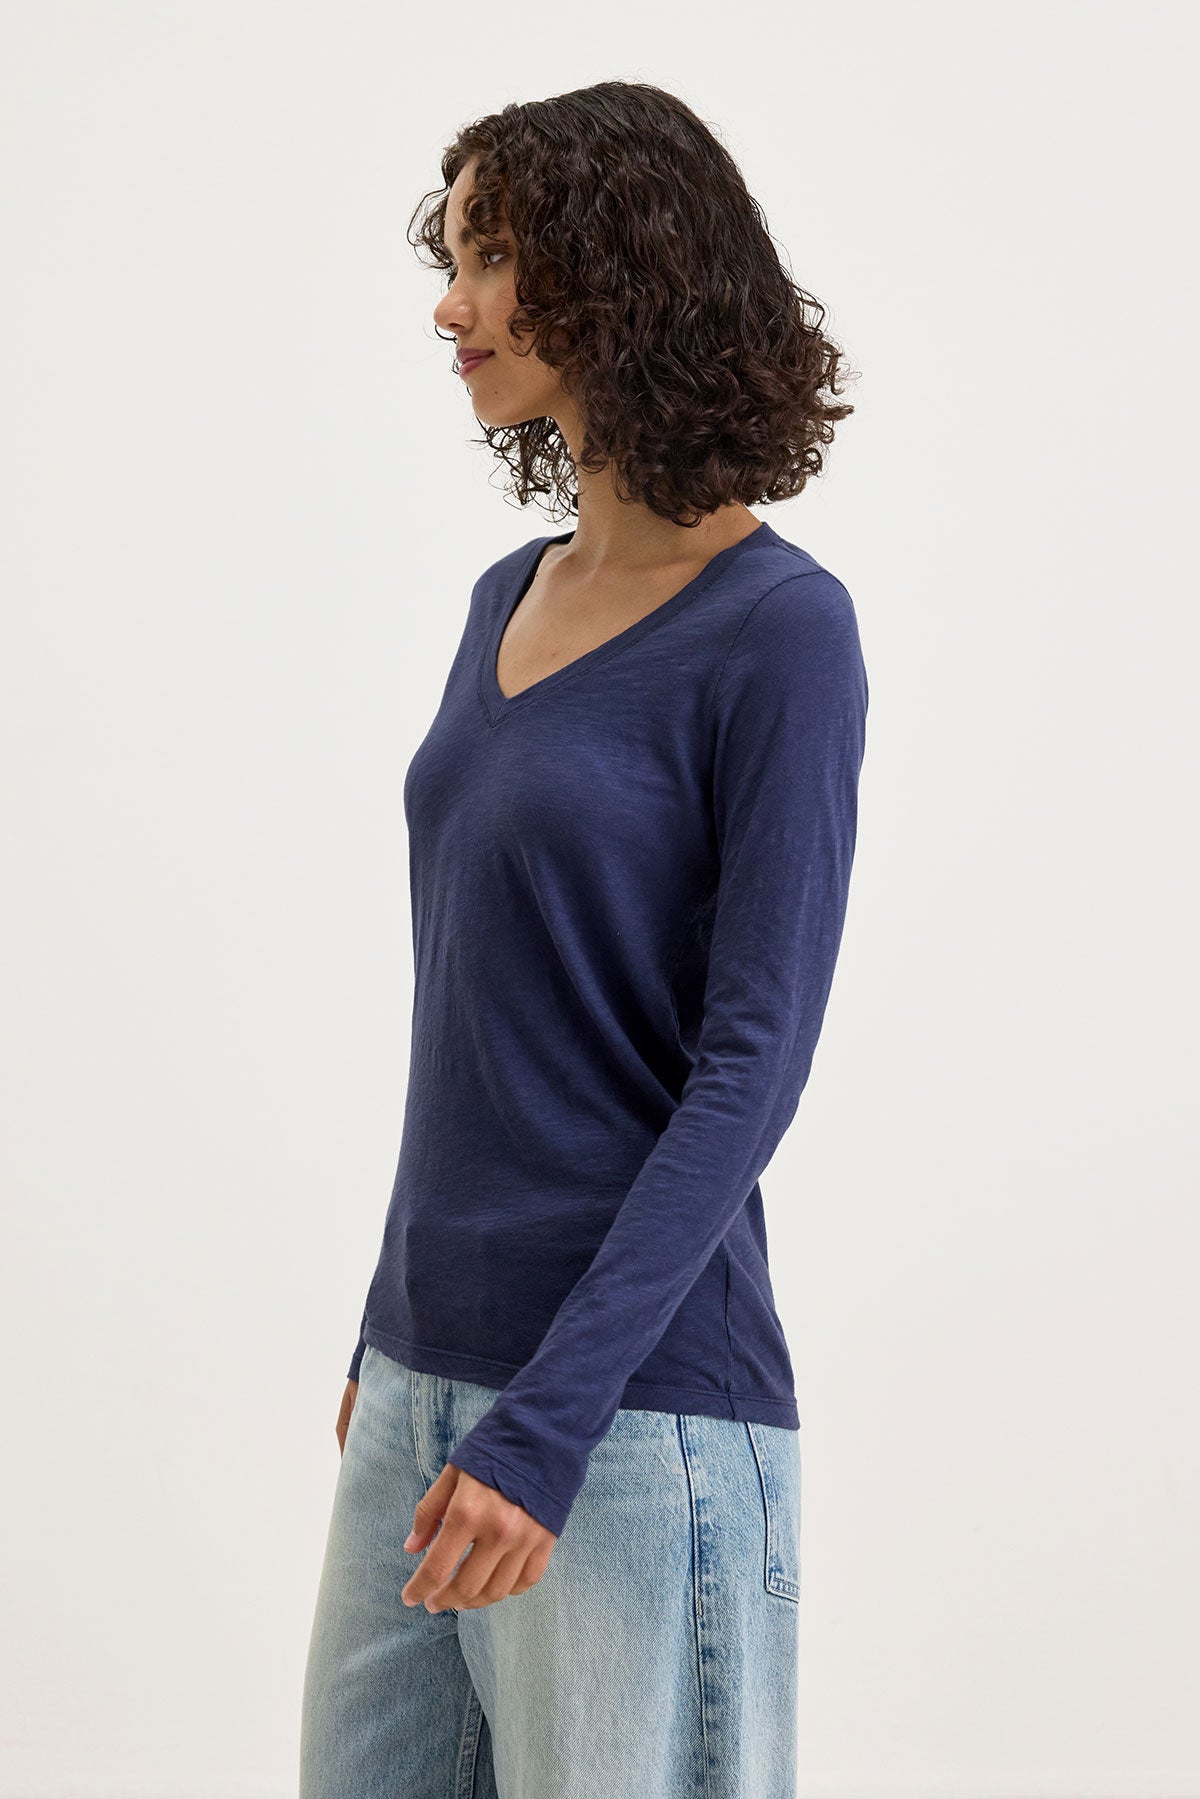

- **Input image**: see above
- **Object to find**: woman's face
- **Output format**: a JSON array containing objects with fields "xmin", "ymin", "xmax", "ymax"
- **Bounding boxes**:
[{"xmin": 432, "ymin": 161, "xmax": 564, "ymax": 432}]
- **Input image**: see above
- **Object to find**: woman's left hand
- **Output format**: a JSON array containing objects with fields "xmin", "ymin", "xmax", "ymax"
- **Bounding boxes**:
[{"xmin": 401, "ymin": 1462, "xmax": 557, "ymax": 1612}]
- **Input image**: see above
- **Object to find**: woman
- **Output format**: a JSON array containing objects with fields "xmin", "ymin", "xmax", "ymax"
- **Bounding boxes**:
[{"xmin": 300, "ymin": 79, "xmax": 867, "ymax": 1799}]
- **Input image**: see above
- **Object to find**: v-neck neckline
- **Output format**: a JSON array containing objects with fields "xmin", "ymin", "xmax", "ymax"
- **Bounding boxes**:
[{"xmin": 478, "ymin": 519, "xmax": 774, "ymax": 725}]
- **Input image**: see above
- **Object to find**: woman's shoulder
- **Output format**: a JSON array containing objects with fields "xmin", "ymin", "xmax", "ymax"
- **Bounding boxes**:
[
  {"xmin": 725, "ymin": 523, "xmax": 860, "ymax": 664},
  {"xmin": 473, "ymin": 530, "xmax": 561, "ymax": 592}
]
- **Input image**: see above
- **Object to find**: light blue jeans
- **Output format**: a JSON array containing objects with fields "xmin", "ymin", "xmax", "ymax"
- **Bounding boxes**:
[{"xmin": 300, "ymin": 1341, "xmax": 801, "ymax": 1797}]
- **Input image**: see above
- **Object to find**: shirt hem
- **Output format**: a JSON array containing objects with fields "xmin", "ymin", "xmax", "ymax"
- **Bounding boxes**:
[{"xmin": 362, "ymin": 1321, "xmax": 801, "ymax": 1428}]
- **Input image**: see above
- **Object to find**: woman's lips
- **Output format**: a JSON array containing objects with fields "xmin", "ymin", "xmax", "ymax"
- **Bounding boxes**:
[{"xmin": 457, "ymin": 351, "xmax": 494, "ymax": 378}]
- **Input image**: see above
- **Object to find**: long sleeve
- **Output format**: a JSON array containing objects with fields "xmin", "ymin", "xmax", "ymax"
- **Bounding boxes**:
[
  {"xmin": 442, "ymin": 568, "xmax": 868, "ymax": 1536},
  {"xmin": 347, "ymin": 1307, "xmax": 368, "ymax": 1382}
]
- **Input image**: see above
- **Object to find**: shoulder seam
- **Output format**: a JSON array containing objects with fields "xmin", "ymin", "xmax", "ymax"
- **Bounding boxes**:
[{"xmin": 706, "ymin": 568, "xmax": 828, "ymax": 743}]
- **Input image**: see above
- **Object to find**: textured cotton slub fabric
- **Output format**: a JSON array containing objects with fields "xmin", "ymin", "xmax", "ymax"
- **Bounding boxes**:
[{"xmin": 346, "ymin": 517, "xmax": 868, "ymax": 1537}]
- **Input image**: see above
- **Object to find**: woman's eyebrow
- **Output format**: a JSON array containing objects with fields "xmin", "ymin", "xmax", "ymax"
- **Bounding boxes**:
[{"xmin": 448, "ymin": 220, "xmax": 512, "ymax": 250}]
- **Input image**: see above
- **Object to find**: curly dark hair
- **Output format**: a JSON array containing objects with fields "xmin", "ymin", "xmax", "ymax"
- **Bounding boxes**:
[{"xmin": 410, "ymin": 80, "xmax": 858, "ymax": 529}]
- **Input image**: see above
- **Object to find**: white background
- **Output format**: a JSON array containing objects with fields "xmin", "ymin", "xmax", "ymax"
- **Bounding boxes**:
[{"xmin": 2, "ymin": 4, "xmax": 1197, "ymax": 1796}]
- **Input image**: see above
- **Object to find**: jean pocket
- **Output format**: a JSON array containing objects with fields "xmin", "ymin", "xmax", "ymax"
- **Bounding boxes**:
[{"xmin": 746, "ymin": 1421, "xmax": 801, "ymax": 1603}]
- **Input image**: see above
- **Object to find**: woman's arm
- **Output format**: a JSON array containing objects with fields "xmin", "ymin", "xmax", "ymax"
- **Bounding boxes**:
[{"xmin": 443, "ymin": 567, "xmax": 870, "ymax": 1537}]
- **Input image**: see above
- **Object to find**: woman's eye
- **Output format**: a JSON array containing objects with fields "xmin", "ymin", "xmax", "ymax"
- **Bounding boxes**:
[{"xmin": 442, "ymin": 248, "xmax": 507, "ymax": 287}]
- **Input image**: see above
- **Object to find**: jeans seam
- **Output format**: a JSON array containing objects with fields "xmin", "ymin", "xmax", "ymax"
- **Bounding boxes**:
[
  {"xmin": 455, "ymin": 1685, "xmax": 486, "ymax": 1799},
  {"xmin": 677, "ymin": 1413, "xmax": 715, "ymax": 1799}
]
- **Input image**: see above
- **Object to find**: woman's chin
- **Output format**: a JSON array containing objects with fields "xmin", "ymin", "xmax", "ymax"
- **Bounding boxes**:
[{"xmin": 468, "ymin": 389, "xmax": 554, "ymax": 433}]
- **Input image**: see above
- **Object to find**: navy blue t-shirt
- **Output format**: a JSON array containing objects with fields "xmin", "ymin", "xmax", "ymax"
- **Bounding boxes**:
[{"xmin": 347, "ymin": 517, "xmax": 868, "ymax": 1536}]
